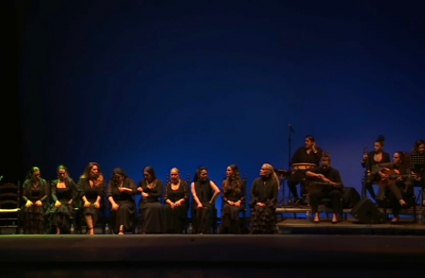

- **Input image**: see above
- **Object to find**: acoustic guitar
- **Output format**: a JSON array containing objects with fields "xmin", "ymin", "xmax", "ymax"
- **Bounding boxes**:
[{"xmin": 377, "ymin": 168, "xmax": 415, "ymax": 188}]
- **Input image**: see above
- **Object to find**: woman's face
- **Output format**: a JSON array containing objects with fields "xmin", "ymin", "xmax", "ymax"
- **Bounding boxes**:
[
  {"xmin": 90, "ymin": 165, "xmax": 99, "ymax": 177},
  {"xmin": 58, "ymin": 169, "xmax": 67, "ymax": 181},
  {"xmin": 226, "ymin": 167, "xmax": 234, "ymax": 177},
  {"xmin": 374, "ymin": 142, "xmax": 383, "ymax": 152},
  {"xmin": 144, "ymin": 171, "xmax": 153, "ymax": 182},
  {"xmin": 260, "ymin": 165, "xmax": 271, "ymax": 176},
  {"xmin": 113, "ymin": 173, "xmax": 124, "ymax": 184},
  {"xmin": 170, "ymin": 169, "xmax": 179, "ymax": 182},
  {"xmin": 32, "ymin": 171, "xmax": 41, "ymax": 181},
  {"xmin": 198, "ymin": 170, "xmax": 208, "ymax": 181}
]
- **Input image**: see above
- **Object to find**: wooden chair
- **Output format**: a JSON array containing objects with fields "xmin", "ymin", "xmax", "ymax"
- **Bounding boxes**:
[{"xmin": 0, "ymin": 181, "xmax": 21, "ymax": 234}]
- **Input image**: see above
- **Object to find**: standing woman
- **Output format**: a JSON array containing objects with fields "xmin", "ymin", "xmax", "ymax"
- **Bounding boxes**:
[
  {"xmin": 50, "ymin": 165, "xmax": 83, "ymax": 234},
  {"xmin": 22, "ymin": 167, "xmax": 49, "ymax": 234},
  {"xmin": 191, "ymin": 166, "xmax": 221, "ymax": 234},
  {"xmin": 164, "ymin": 168, "xmax": 189, "ymax": 233},
  {"xmin": 219, "ymin": 164, "xmax": 246, "ymax": 234},
  {"xmin": 137, "ymin": 166, "xmax": 165, "ymax": 234},
  {"xmin": 250, "ymin": 163, "xmax": 279, "ymax": 234},
  {"xmin": 107, "ymin": 168, "xmax": 137, "ymax": 235},
  {"xmin": 78, "ymin": 162, "xmax": 105, "ymax": 235}
]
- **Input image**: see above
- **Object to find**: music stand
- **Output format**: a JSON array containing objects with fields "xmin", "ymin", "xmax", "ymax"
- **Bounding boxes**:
[{"xmin": 410, "ymin": 155, "xmax": 425, "ymax": 206}]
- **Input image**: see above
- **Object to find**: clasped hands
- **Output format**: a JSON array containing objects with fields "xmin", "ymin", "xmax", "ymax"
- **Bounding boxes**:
[
  {"xmin": 84, "ymin": 201, "xmax": 100, "ymax": 208},
  {"xmin": 170, "ymin": 200, "xmax": 184, "ymax": 209},
  {"xmin": 228, "ymin": 200, "xmax": 242, "ymax": 207},
  {"xmin": 26, "ymin": 200, "xmax": 42, "ymax": 208}
]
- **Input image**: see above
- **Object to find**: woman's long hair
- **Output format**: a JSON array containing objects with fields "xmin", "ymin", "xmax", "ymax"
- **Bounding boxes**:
[
  {"xmin": 110, "ymin": 168, "xmax": 128, "ymax": 186},
  {"xmin": 223, "ymin": 164, "xmax": 243, "ymax": 195},
  {"xmin": 413, "ymin": 140, "xmax": 425, "ymax": 154},
  {"xmin": 144, "ymin": 166, "xmax": 157, "ymax": 188},
  {"xmin": 263, "ymin": 163, "xmax": 280, "ymax": 185},
  {"xmin": 81, "ymin": 162, "xmax": 103, "ymax": 186}
]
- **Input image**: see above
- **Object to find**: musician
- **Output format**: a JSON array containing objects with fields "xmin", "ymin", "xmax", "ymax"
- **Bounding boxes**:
[
  {"xmin": 361, "ymin": 135, "xmax": 391, "ymax": 201},
  {"xmin": 288, "ymin": 135, "xmax": 322, "ymax": 205},
  {"xmin": 377, "ymin": 151, "xmax": 414, "ymax": 223},
  {"xmin": 250, "ymin": 163, "xmax": 279, "ymax": 234},
  {"xmin": 410, "ymin": 140, "xmax": 425, "ymax": 188},
  {"xmin": 305, "ymin": 153, "xmax": 343, "ymax": 224}
]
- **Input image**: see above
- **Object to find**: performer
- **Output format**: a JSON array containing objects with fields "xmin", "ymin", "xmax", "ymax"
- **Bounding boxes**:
[
  {"xmin": 361, "ymin": 135, "xmax": 391, "ymax": 201},
  {"xmin": 250, "ymin": 163, "xmax": 279, "ymax": 234},
  {"xmin": 138, "ymin": 166, "xmax": 165, "ymax": 234},
  {"xmin": 219, "ymin": 164, "xmax": 246, "ymax": 234},
  {"xmin": 164, "ymin": 168, "xmax": 189, "ymax": 234},
  {"xmin": 377, "ymin": 151, "xmax": 414, "ymax": 223},
  {"xmin": 78, "ymin": 162, "xmax": 105, "ymax": 235},
  {"xmin": 191, "ymin": 166, "xmax": 221, "ymax": 234},
  {"xmin": 49, "ymin": 165, "xmax": 83, "ymax": 234},
  {"xmin": 21, "ymin": 167, "xmax": 49, "ymax": 234},
  {"xmin": 410, "ymin": 139, "xmax": 425, "ymax": 189},
  {"xmin": 305, "ymin": 153, "xmax": 343, "ymax": 224},
  {"xmin": 288, "ymin": 135, "xmax": 323, "ymax": 204},
  {"xmin": 107, "ymin": 168, "xmax": 137, "ymax": 235}
]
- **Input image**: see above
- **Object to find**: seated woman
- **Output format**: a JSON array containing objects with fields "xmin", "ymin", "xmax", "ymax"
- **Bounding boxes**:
[
  {"xmin": 164, "ymin": 168, "xmax": 189, "ymax": 233},
  {"xmin": 49, "ymin": 165, "xmax": 83, "ymax": 234},
  {"xmin": 137, "ymin": 166, "xmax": 165, "ymax": 234},
  {"xmin": 219, "ymin": 164, "xmax": 246, "ymax": 234},
  {"xmin": 22, "ymin": 167, "xmax": 49, "ymax": 234},
  {"xmin": 107, "ymin": 168, "xmax": 137, "ymax": 235},
  {"xmin": 305, "ymin": 153, "xmax": 343, "ymax": 224},
  {"xmin": 78, "ymin": 162, "xmax": 105, "ymax": 235},
  {"xmin": 378, "ymin": 151, "xmax": 415, "ymax": 223},
  {"xmin": 250, "ymin": 163, "xmax": 279, "ymax": 234},
  {"xmin": 191, "ymin": 166, "xmax": 221, "ymax": 234}
]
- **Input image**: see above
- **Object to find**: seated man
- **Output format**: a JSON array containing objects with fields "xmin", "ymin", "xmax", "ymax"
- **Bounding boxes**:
[
  {"xmin": 305, "ymin": 152, "xmax": 343, "ymax": 224},
  {"xmin": 377, "ymin": 151, "xmax": 415, "ymax": 223}
]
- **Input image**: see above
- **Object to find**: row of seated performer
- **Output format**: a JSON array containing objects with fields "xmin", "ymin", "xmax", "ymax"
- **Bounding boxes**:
[
  {"xmin": 288, "ymin": 135, "xmax": 425, "ymax": 223},
  {"xmin": 20, "ymin": 163, "xmax": 282, "ymax": 235}
]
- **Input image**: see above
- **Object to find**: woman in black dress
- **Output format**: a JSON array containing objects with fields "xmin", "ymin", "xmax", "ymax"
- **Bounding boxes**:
[
  {"xmin": 191, "ymin": 166, "xmax": 221, "ymax": 234},
  {"xmin": 50, "ymin": 165, "xmax": 83, "ymax": 234},
  {"xmin": 22, "ymin": 167, "xmax": 49, "ymax": 234},
  {"xmin": 164, "ymin": 168, "xmax": 189, "ymax": 233},
  {"xmin": 250, "ymin": 163, "xmax": 279, "ymax": 234},
  {"xmin": 107, "ymin": 168, "xmax": 137, "ymax": 235},
  {"xmin": 137, "ymin": 166, "xmax": 165, "ymax": 234},
  {"xmin": 361, "ymin": 135, "xmax": 391, "ymax": 201},
  {"xmin": 219, "ymin": 164, "xmax": 246, "ymax": 234},
  {"xmin": 78, "ymin": 162, "xmax": 105, "ymax": 235}
]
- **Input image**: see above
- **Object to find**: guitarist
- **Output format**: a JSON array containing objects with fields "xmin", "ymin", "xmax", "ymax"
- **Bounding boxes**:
[
  {"xmin": 305, "ymin": 152, "xmax": 343, "ymax": 224},
  {"xmin": 377, "ymin": 151, "xmax": 414, "ymax": 223}
]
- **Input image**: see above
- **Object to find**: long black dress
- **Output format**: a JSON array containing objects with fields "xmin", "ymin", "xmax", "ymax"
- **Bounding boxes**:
[
  {"xmin": 192, "ymin": 180, "xmax": 215, "ymax": 234},
  {"xmin": 220, "ymin": 180, "xmax": 246, "ymax": 234},
  {"xmin": 138, "ymin": 179, "xmax": 165, "ymax": 234},
  {"xmin": 250, "ymin": 176, "xmax": 278, "ymax": 234},
  {"xmin": 49, "ymin": 178, "xmax": 83, "ymax": 233},
  {"xmin": 107, "ymin": 178, "xmax": 137, "ymax": 234},
  {"xmin": 164, "ymin": 180, "xmax": 189, "ymax": 233},
  {"xmin": 21, "ymin": 178, "xmax": 49, "ymax": 234},
  {"xmin": 78, "ymin": 177, "xmax": 105, "ymax": 225}
]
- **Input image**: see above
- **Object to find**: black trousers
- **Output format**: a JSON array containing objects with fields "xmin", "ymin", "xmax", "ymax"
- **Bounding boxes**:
[
  {"xmin": 362, "ymin": 173, "xmax": 380, "ymax": 199},
  {"xmin": 288, "ymin": 170, "xmax": 308, "ymax": 199},
  {"xmin": 309, "ymin": 189, "xmax": 342, "ymax": 214}
]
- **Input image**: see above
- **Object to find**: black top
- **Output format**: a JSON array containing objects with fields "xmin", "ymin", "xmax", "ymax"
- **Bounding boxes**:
[
  {"xmin": 193, "ymin": 180, "xmax": 214, "ymax": 206},
  {"xmin": 107, "ymin": 177, "xmax": 137, "ymax": 202},
  {"xmin": 362, "ymin": 151, "xmax": 391, "ymax": 170},
  {"xmin": 78, "ymin": 177, "xmax": 105, "ymax": 202},
  {"xmin": 22, "ymin": 178, "xmax": 49, "ymax": 203},
  {"xmin": 51, "ymin": 177, "xmax": 83, "ymax": 203},
  {"xmin": 165, "ymin": 180, "xmax": 189, "ymax": 203},
  {"xmin": 250, "ymin": 176, "xmax": 278, "ymax": 208},
  {"xmin": 291, "ymin": 147, "xmax": 323, "ymax": 165},
  {"xmin": 222, "ymin": 180, "xmax": 246, "ymax": 203},
  {"xmin": 307, "ymin": 166, "xmax": 343, "ymax": 186},
  {"xmin": 138, "ymin": 179, "xmax": 164, "ymax": 203}
]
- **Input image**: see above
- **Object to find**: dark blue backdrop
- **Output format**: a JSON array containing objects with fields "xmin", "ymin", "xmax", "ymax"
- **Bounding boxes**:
[{"xmin": 19, "ymin": 1, "xmax": 425, "ymax": 214}]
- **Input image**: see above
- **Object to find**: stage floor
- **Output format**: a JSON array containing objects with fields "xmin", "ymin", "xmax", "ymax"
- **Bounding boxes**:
[{"xmin": 1, "ymin": 234, "xmax": 425, "ymax": 276}]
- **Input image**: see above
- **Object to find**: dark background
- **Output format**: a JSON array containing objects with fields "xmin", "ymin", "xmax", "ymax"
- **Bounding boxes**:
[{"xmin": 6, "ymin": 0, "xmax": 425, "ymax": 214}]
